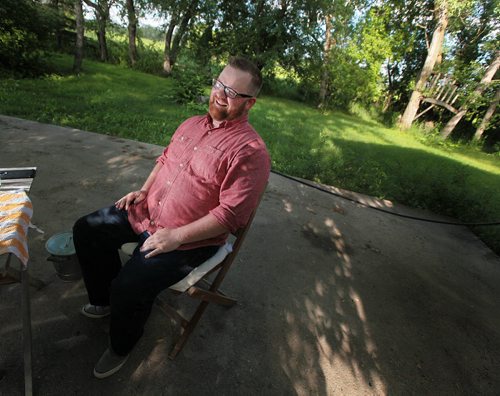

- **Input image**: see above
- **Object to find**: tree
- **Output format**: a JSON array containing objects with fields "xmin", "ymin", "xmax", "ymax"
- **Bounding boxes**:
[
  {"xmin": 351, "ymin": 5, "xmax": 395, "ymax": 107},
  {"xmin": 73, "ymin": 0, "xmax": 85, "ymax": 73},
  {"xmin": 441, "ymin": 51, "xmax": 500, "ymax": 138},
  {"xmin": 125, "ymin": 0, "xmax": 138, "ymax": 66},
  {"xmin": 213, "ymin": 0, "xmax": 292, "ymax": 69},
  {"xmin": 150, "ymin": 0, "xmax": 200, "ymax": 74},
  {"xmin": 399, "ymin": 0, "xmax": 448, "ymax": 130},
  {"xmin": 474, "ymin": 88, "xmax": 500, "ymax": 141},
  {"xmin": 318, "ymin": 13, "xmax": 333, "ymax": 108},
  {"xmin": 320, "ymin": 1, "xmax": 360, "ymax": 107},
  {"xmin": 83, "ymin": 0, "xmax": 115, "ymax": 62},
  {"xmin": 49, "ymin": 0, "xmax": 64, "ymax": 50}
]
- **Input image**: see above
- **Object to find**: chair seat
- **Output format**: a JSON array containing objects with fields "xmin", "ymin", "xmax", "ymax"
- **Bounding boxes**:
[{"xmin": 119, "ymin": 242, "xmax": 233, "ymax": 292}]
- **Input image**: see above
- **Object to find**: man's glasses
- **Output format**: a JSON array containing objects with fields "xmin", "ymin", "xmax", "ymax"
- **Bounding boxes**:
[{"xmin": 212, "ymin": 79, "xmax": 253, "ymax": 99}]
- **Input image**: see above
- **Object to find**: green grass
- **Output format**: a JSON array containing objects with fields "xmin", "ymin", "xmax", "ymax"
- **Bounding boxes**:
[
  {"xmin": 1, "ymin": 54, "xmax": 500, "ymax": 254},
  {"xmin": 0, "ymin": 54, "xmax": 195, "ymax": 143}
]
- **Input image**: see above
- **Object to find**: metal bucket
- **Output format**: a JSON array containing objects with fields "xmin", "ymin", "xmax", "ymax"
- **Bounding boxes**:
[{"xmin": 46, "ymin": 232, "xmax": 81, "ymax": 282}]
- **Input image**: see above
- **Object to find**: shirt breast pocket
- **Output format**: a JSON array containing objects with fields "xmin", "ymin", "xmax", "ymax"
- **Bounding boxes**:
[
  {"xmin": 168, "ymin": 135, "xmax": 192, "ymax": 159},
  {"xmin": 189, "ymin": 145, "xmax": 225, "ymax": 183}
]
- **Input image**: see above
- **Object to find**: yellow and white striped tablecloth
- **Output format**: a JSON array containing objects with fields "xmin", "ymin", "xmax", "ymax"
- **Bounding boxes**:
[{"xmin": 0, "ymin": 190, "xmax": 33, "ymax": 268}]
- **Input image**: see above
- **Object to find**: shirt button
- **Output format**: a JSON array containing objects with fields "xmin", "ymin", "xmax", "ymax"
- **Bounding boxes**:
[
  {"xmin": 194, "ymin": 147, "xmax": 198, "ymax": 151},
  {"xmin": 179, "ymin": 163, "xmax": 183, "ymax": 167},
  {"xmin": 167, "ymin": 181, "xmax": 171, "ymax": 185},
  {"xmin": 150, "ymin": 220, "xmax": 155, "ymax": 226}
]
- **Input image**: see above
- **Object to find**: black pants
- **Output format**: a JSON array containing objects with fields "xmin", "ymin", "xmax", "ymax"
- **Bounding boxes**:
[{"xmin": 73, "ymin": 205, "xmax": 218, "ymax": 355}]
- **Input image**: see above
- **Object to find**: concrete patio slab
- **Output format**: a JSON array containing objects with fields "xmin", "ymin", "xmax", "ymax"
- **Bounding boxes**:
[{"xmin": 1, "ymin": 114, "xmax": 499, "ymax": 395}]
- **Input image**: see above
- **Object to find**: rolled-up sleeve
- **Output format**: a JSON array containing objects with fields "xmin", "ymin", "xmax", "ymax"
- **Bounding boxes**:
[
  {"xmin": 210, "ymin": 140, "xmax": 271, "ymax": 233},
  {"xmin": 156, "ymin": 147, "xmax": 168, "ymax": 165}
]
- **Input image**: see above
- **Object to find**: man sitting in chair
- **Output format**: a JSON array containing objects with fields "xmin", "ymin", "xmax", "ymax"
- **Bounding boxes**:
[{"xmin": 73, "ymin": 56, "xmax": 270, "ymax": 379}]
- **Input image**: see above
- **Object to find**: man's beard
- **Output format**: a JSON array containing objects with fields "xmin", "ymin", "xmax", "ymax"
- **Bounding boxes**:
[
  {"xmin": 209, "ymin": 97, "xmax": 246, "ymax": 122},
  {"xmin": 209, "ymin": 99, "xmax": 228, "ymax": 121}
]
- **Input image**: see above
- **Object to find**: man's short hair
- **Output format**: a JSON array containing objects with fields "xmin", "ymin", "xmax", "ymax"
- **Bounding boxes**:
[{"xmin": 228, "ymin": 56, "xmax": 263, "ymax": 97}]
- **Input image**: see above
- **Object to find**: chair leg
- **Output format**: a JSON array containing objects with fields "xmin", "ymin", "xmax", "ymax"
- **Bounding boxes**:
[{"xmin": 168, "ymin": 301, "xmax": 210, "ymax": 360}]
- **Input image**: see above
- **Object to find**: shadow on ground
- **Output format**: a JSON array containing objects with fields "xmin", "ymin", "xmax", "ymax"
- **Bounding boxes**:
[{"xmin": 1, "ymin": 115, "xmax": 500, "ymax": 395}]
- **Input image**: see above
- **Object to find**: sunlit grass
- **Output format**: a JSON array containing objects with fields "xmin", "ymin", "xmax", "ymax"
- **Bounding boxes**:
[{"xmin": 1, "ymin": 54, "xmax": 499, "ymax": 254}]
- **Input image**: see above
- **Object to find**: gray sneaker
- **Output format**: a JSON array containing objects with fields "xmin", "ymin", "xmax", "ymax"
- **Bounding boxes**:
[
  {"xmin": 93, "ymin": 348, "xmax": 129, "ymax": 379},
  {"xmin": 80, "ymin": 304, "xmax": 110, "ymax": 319}
]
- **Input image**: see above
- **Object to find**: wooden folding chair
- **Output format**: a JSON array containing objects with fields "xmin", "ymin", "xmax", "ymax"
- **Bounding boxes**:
[{"xmin": 120, "ymin": 194, "xmax": 264, "ymax": 359}]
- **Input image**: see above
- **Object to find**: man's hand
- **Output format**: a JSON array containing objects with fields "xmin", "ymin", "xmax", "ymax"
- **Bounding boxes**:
[
  {"xmin": 140, "ymin": 228, "xmax": 182, "ymax": 258},
  {"xmin": 115, "ymin": 190, "xmax": 147, "ymax": 211}
]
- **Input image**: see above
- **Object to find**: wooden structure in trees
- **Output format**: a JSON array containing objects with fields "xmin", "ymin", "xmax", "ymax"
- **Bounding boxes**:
[{"xmin": 415, "ymin": 73, "xmax": 460, "ymax": 120}]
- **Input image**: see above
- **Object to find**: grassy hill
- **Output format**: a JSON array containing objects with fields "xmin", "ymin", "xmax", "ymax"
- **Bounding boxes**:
[{"xmin": 1, "ymin": 54, "xmax": 499, "ymax": 254}]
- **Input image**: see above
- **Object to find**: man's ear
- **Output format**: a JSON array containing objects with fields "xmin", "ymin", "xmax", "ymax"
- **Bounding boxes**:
[{"xmin": 245, "ymin": 98, "xmax": 257, "ymax": 111}]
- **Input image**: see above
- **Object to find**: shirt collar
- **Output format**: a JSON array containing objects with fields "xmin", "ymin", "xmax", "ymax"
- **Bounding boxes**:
[{"xmin": 205, "ymin": 113, "xmax": 249, "ymax": 129}]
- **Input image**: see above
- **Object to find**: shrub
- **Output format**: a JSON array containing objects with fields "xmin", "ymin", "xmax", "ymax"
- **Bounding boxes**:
[
  {"xmin": 134, "ymin": 43, "xmax": 164, "ymax": 75},
  {"xmin": 169, "ymin": 61, "xmax": 206, "ymax": 104},
  {"xmin": 261, "ymin": 75, "xmax": 303, "ymax": 101},
  {"xmin": 0, "ymin": 0, "xmax": 57, "ymax": 76}
]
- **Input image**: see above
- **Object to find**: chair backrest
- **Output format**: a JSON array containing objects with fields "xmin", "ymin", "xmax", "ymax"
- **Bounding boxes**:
[{"xmin": 202, "ymin": 190, "xmax": 265, "ymax": 292}]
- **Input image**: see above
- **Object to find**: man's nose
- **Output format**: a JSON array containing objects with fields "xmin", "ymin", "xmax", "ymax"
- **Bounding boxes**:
[{"xmin": 215, "ymin": 88, "xmax": 228, "ymax": 100}]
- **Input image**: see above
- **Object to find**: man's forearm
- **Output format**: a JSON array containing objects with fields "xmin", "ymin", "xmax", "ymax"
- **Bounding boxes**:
[
  {"xmin": 141, "ymin": 213, "xmax": 228, "ymax": 258},
  {"xmin": 173, "ymin": 213, "xmax": 228, "ymax": 245}
]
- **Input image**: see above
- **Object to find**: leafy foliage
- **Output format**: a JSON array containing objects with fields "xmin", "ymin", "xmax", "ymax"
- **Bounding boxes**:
[
  {"xmin": 0, "ymin": 0, "xmax": 60, "ymax": 76},
  {"xmin": 169, "ymin": 60, "xmax": 206, "ymax": 104},
  {"xmin": 134, "ymin": 42, "xmax": 164, "ymax": 74}
]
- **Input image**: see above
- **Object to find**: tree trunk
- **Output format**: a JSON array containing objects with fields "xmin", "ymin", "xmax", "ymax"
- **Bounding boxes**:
[
  {"xmin": 73, "ymin": 0, "xmax": 84, "ymax": 73},
  {"xmin": 126, "ymin": 0, "xmax": 138, "ymax": 66},
  {"xmin": 474, "ymin": 88, "xmax": 500, "ymax": 140},
  {"xmin": 441, "ymin": 51, "xmax": 500, "ymax": 139},
  {"xmin": 383, "ymin": 60, "xmax": 395, "ymax": 112},
  {"xmin": 399, "ymin": 2, "xmax": 448, "ymax": 130},
  {"xmin": 84, "ymin": 0, "xmax": 110, "ymax": 62},
  {"xmin": 162, "ymin": 0, "xmax": 199, "ymax": 75},
  {"xmin": 96, "ymin": 8, "xmax": 109, "ymax": 61},
  {"xmin": 163, "ymin": 22, "xmax": 177, "ymax": 75},
  {"xmin": 50, "ymin": 0, "xmax": 63, "ymax": 50},
  {"xmin": 318, "ymin": 15, "xmax": 333, "ymax": 108}
]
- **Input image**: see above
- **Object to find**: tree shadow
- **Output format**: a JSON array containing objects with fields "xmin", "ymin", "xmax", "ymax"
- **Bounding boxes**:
[
  {"xmin": 252, "ymin": 177, "xmax": 500, "ymax": 395},
  {"xmin": 2, "ymin": 116, "xmax": 500, "ymax": 395}
]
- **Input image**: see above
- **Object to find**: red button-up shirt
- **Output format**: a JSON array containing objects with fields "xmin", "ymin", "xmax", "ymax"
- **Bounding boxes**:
[{"xmin": 128, "ymin": 114, "xmax": 270, "ymax": 250}]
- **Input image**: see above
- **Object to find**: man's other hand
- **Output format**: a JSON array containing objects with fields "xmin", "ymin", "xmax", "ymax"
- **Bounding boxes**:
[
  {"xmin": 140, "ymin": 228, "xmax": 182, "ymax": 258},
  {"xmin": 115, "ymin": 190, "xmax": 147, "ymax": 211}
]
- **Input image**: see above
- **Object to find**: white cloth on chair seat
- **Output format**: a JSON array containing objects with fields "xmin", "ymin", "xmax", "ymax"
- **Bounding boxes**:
[
  {"xmin": 170, "ymin": 243, "xmax": 233, "ymax": 292},
  {"xmin": 120, "ymin": 242, "xmax": 138, "ymax": 257},
  {"xmin": 119, "ymin": 242, "xmax": 233, "ymax": 293}
]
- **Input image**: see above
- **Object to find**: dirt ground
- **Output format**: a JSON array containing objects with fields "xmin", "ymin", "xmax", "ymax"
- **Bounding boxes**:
[{"xmin": 1, "ymin": 114, "xmax": 500, "ymax": 395}]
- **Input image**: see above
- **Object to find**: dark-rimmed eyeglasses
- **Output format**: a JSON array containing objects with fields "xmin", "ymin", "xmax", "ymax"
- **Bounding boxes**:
[{"xmin": 212, "ymin": 79, "xmax": 253, "ymax": 99}]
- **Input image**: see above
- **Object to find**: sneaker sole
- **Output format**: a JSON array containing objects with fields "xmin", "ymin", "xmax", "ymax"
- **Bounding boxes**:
[
  {"xmin": 93, "ymin": 355, "xmax": 129, "ymax": 379},
  {"xmin": 80, "ymin": 306, "xmax": 110, "ymax": 319}
]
